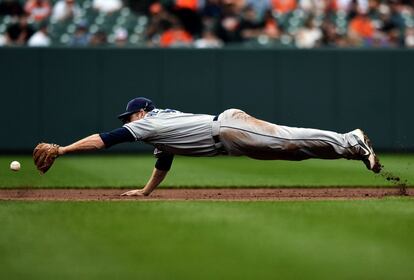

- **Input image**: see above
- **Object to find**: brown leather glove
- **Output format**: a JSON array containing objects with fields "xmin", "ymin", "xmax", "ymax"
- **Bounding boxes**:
[{"xmin": 33, "ymin": 143, "xmax": 60, "ymax": 174}]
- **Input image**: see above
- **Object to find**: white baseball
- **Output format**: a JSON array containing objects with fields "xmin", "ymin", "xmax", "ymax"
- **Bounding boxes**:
[{"xmin": 10, "ymin": 161, "xmax": 21, "ymax": 171}]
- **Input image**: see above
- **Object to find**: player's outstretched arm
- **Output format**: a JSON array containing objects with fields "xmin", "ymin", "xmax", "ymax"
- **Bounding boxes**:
[
  {"xmin": 59, "ymin": 126, "xmax": 135, "ymax": 155},
  {"xmin": 34, "ymin": 128, "xmax": 134, "ymax": 174},
  {"xmin": 58, "ymin": 134, "xmax": 105, "ymax": 155},
  {"xmin": 33, "ymin": 134, "xmax": 105, "ymax": 174},
  {"xmin": 121, "ymin": 168, "xmax": 168, "ymax": 196}
]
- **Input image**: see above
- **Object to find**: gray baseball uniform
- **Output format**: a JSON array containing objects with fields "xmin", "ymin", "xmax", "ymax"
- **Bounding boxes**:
[
  {"xmin": 124, "ymin": 109, "xmax": 219, "ymax": 156},
  {"xmin": 123, "ymin": 108, "xmax": 365, "ymax": 161}
]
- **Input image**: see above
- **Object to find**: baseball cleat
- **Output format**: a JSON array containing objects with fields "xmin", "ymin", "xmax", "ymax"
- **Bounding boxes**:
[{"xmin": 351, "ymin": 129, "xmax": 382, "ymax": 173}]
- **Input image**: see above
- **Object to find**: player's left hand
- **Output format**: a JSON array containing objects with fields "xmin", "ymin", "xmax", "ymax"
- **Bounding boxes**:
[
  {"xmin": 121, "ymin": 189, "xmax": 148, "ymax": 196},
  {"xmin": 33, "ymin": 143, "xmax": 60, "ymax": 174}
]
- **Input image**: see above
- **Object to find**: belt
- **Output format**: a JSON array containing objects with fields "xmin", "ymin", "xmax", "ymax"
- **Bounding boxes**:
[
  {"xmin": 212, "ymin": 115, "xmax": 227, "ymax": 154},
  {"xmin": 212, "ymin": 115, "xmax": 220, "ymax": 143}
]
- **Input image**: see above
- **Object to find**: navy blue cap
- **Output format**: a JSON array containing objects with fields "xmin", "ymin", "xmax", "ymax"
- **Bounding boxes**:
[{"xmin": 117, "ymin": 97, "xmax": 155, "ymax": 120}]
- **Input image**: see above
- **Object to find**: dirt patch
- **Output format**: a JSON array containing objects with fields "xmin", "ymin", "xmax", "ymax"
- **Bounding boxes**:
[{"xmin": 0, "ymin": 187, "xmax": 412, "ymax": 201}]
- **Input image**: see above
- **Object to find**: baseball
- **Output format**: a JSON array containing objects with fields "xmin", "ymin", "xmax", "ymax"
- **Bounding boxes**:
[{"xmin": 10, "ymin": 161, "xmax": 21, "ymax": 171}]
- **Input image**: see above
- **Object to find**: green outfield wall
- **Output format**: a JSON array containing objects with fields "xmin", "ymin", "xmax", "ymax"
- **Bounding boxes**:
[{"xmin": 0, "ymin": 48, "xmax": 413, "ymax": 152}]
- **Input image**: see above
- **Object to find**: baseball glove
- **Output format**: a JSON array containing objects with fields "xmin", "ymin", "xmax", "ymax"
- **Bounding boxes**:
[{"xmin": 33, "ymin": 143, "xmax": 60, "ymax": 174}]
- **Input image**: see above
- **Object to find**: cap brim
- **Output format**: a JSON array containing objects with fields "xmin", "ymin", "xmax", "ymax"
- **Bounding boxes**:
[{"xmin": 117, "ymin": 111, "xmax": 134, "ymax": 120}]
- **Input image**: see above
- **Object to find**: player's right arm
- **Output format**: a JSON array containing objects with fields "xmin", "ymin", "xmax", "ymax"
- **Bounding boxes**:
[
  {"xmin": 34, "ymin": 126, "xmax": 138, "ymax": 174},
  {"xmin": 58, "ymin": 128, "xmax": 135, "ymax": 155},
  {"xmin": 58, "ymin": 134, "xmax": 105, "ymax": 155}
]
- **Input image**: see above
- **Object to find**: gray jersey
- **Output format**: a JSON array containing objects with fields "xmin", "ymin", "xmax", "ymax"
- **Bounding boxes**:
[
  {"xmin": 123, "ymin": 109, "xmax": 220, "ymax": 156},
  {"xmin": 124, "ymin": 108, "xmax": 365, "ymax": 163}
]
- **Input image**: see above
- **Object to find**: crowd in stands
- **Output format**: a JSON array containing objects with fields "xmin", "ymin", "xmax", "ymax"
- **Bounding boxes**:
[{"xmin": 0, "ymin": 0, "xmax": 413, "ymax": 48}]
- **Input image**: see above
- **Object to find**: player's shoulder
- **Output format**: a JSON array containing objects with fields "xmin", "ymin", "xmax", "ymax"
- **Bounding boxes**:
[{"xmin": 146, "ymin": 108, "xmax": 184, "ymax": 118}]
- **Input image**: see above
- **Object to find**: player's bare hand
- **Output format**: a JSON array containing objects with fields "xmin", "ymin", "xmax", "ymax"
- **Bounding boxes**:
[{"xmin": 121, "ymin": 189, "xmax": 149, "ymax": 197}]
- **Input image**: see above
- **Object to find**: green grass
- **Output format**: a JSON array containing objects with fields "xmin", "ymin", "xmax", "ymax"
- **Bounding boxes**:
[
  {"xmin": 1, "ymin": 199, "xmax": 414, "ymax": 280},
  {"xmin": 1, "ymin": 154, "xmax": 413, "ymax": 279},
  {"xmin": 0, "ymin": 154, "xmax": 413, "ymax": 188}
]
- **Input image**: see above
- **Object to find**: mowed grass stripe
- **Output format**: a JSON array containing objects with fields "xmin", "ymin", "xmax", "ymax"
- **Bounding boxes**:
[
  {"xmin": 0, "ymin": 199, "xmax": 414, "ymax": 280},
  {"xmin": 0, "ymin": 154, "xmax": 413, "ymax": 188}
]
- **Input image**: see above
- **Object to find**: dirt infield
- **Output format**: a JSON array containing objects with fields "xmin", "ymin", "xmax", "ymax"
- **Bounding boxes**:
[{"xmin": 0, "ymin": 187, "xmax": 412, "ymax": 201}]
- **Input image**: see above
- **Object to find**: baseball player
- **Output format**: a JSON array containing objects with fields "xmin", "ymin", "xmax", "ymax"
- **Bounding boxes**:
[{"xmin": 33, "ymin": 97, "xmax": 381, "ymax": 196}]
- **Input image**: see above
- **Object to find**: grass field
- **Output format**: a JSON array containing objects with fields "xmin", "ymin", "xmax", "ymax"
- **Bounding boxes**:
[
  {"xmin": 1, "ymin": 154, "xmax": 413, "ymax": 280},
  {"xmin": 0, "ymin": 154, "xmax": 413, "ymax": 187},
  {"xmin": 1, "ymin": 199, "xmax": 414, "ymax": 280}
]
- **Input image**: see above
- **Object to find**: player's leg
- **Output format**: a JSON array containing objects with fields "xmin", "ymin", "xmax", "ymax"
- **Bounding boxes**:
[{"xmin": 217, "ymin": 109, "xmax": 381, "ymax": 173}]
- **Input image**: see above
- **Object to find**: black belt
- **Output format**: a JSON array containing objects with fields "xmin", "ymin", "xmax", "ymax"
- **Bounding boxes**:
[{"xmin": 212, "ymin": 115, "xmax": 220, "ymax": 143}]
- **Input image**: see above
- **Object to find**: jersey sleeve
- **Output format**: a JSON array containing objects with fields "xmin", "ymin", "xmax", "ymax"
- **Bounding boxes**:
[
  {"xmin": 99, "ymin": 127, "xmax": 135, "ymax": 148},
  {"xmin": 153, "ymin": 148, "xmax": 174, "ymax": 171},
  {"xmin": 123, "ymin": 118, "xmax": 156, "ymax": 140}
]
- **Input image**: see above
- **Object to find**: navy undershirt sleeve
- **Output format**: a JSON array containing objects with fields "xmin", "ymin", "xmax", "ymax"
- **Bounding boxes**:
[
  {"xmin": 155, "ymin": 153, "xmax": 174, "ymax": 171},
  {"xmin": 99, "ymin": 127, "xmax": 135, "ymax": 148}
]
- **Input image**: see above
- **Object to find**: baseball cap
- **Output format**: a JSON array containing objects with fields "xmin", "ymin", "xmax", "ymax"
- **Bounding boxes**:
[{"xmin": 117, "ymin": 97, "xmax": 155, "ymax": 121}]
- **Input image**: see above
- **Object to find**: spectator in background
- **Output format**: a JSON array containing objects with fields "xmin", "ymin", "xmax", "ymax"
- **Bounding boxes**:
[
  {"xmin": 238, "ymin": 6, "xmax": 281, "ymax": 43},
  {"xmin": 295, "ymin": 17, "xmax": 322, "ymax": 48},
  {"xmin": 159, "ymin": 20, "xmax": 193, "ymax": 47},
  {"xmin": 299, "ymin": 0, "xmax": 325, "ymax": 15},
  {"xmin": 262, "ymin": 9, "xmax": 280, "ymax": 40},
  {"xmin": 320, "ymin": 18, "xmax": 341, "ymax": 47},
  {"xmin": 405, "ymin": 27, "xmax": 414, "ymax": 47},
  {"xmin": 90, "ymin": 30, "xmax": 107, "ymax": 46},
  {"xmin": 348, "ymin": 9, "xmax": 374, "ymax": 44},
  {"xmin": 367, "ymin": 0, "xmax": 380, "ymax": 18},
  {"xmin": 6, "ymin": 14, "xmax": 34, "ymax": 45},
  {"xmin": 1, "ymin": 0, "xmax": 413, "ymax": 49},
  {"xmin": 114, "ymin": 27, "xmax": 128, "ymax": 47},
  {"xmin": 245, "ymin": 0, "xmax": 271, "ymax": 20},
  {"xmin": 200, "ymin": 0, "xmax": 221, "ymax": 39},
  {"xmin": 271, "ymin": 0, "xmax": 296, "ymax": 15},
  {"xmin": 216, "ymin": 1, "xmax": 242, "ymax": 43},
  {"xmin": 24, "ymin": 0, "xmax": 51, "ymax": 22},
  {"xmin": 69, "ymin": 21, "xmax": 90, "ymax": 46},
  {"xmin": 379, "ymin": 1, "xmax": 404, "ymax": 45},
  {"xmin": 51, "ymin": 0, "xmax": 81, "ymax": 22},
  {"xmin": 238, "ymin": 5, "xmax": 265, "ymax": 41},
  {"xmin": 28, "ymin": 20, "xmax": 50, "ymax": 46},
  {"xmin": 202, "ymin": 0, "xmax": 221, "ymax": 19},
  {"xmin": 174, "ymin": 3, "xmax": 203, "ymax": 37},
  {"xmin": 145, "ymin": 2, "xmax": 177, "ymax": 45},
  {"xmin": 194, "ymin": 29, "xmax": 223, "ymax": 48},
  {"xmin": 175, "ymin": 0, "xmax": 199, "ymax": 11},
  {"xmin": 0, "ymin": 0, "xmax": 24, "ymax": 17},
  {"xmin": 388, "ymin": 0, "xmax": 404, "ymax": 28},
  {"xmin": 93, "ymin": 0, "xmax": 122, "ymax": 14},
  {"xmin": 0, "ymin": 34, "xmax": 6, "ymax": 46},
  {"xmin": 333, "ymin": 0, "xmax": 369, "ymax": 13}
]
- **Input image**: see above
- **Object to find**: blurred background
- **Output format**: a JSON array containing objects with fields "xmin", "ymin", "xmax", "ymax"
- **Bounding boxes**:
[
  {"xmin": 0, "ymin": 0, "xmax": 414, "ymax": 48},
  {"xmin": 0, "ymin": 0, "xmax": 413, "ymax": 154}
]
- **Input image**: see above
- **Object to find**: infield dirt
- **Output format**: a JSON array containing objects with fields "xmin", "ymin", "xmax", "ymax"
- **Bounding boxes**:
[{"xmin": 0, "ymin": 187, "xmax": 412, "ymax": 201}]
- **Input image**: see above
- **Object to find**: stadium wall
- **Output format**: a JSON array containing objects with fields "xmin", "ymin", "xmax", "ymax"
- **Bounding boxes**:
[{"xmin": 1, "ymin": 48, "xmax": 413, "ymax": 152}]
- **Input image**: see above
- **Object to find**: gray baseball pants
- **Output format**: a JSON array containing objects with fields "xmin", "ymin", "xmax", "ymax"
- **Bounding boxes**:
[{"xmin": 212, "ymin": 109, "xmax": 364, "ymax": 160}]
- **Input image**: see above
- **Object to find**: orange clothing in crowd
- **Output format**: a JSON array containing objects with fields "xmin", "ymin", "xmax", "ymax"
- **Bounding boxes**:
[
  {"xmin": 160, "ymin": 28, "xmax": 193, "ymax": 47},
  {"xmin": 176, "ymin": 0, "xmax": 198, "ymax": 10},
  {"xmin": 328, "ymin": 0, "xmax": 339, "ymax": 11},
  {"xmin": 349, "ymin": 16, "xmax": 374, "ymax": 38},
  {"xmin": 264, "ymin": 18, "xmax": 279, "ymax": 37},
  {"xmin": 271, "ymin": 0, "xmax": 297, "ymax": 14},
  {"xmin": 24, "ymin": 0, "xmax": 51, "ymax": 22}
]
